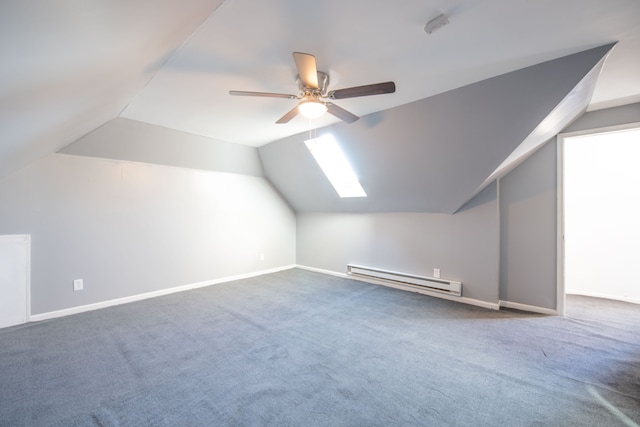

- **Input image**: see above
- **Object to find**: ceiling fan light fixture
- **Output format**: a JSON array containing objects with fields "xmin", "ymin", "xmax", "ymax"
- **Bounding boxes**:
[
  {"xmin": 298, "ymin": 99, "xmax": 327, "ymax": 119},
  {"xmin": 229, "ymin": 52, "xmax": 395, "ymax": 124}
]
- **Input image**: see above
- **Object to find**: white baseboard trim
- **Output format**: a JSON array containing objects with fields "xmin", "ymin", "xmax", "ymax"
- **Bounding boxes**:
[
  {"xmin": 566, "ymin": 290, "xmax": 640, "ymax": 305},
  {"xmin": 499, "ymin": 300, "xmax": 558, "ymax": 315},
  {"xmin": 296, "ymin": 264, "xmax": 350, "ymax": 278},
  {"xmin": 29, "ymin": 265, "xmax": 296, "ymax": 323},
  {"xmin": 296, "ymin": 264, "xmax": 500, "ymax": 311}
]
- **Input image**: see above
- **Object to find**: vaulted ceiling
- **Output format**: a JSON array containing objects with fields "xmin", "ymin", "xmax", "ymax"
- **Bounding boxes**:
[{"xmin": 1, "ymin": 1, "xmax": 639, "ymax": 212}]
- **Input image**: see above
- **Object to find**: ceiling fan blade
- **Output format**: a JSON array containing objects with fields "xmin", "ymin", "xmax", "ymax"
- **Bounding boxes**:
[
  {"xmin": 292, "ymin": 52, "xmax": 319, "ymax": 89},
  {"xmin": 328, "ymin": 81, "xmax": 396, "ymax": 100},
  {"xmin": 326, "ymin": 102, "xmax": 359, "ymax": 123},
  {"xmin": 276, "ymin": 105, "xmax": 300, "ymax": 124},
  {"xmin": 229, "ymin": 90, "xmax": 297, "ymax": 99}
]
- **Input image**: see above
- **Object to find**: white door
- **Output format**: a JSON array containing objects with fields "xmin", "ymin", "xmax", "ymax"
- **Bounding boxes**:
[{"xmin": 0, "ymin": 235, "xmax": 30, "ymax": 328}]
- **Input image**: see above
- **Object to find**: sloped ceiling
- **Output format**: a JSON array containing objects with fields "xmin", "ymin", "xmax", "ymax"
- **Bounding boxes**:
[
  {"xmin": 0, "ymin": 0, "xmax": 226, "ymax": 178},
  {"xmin": 60, "ymin": 117, "xmax": 264, "ymax": 178},
  {"xmin": 259, "ymin": 46, "xmax": 612, "ymax": 213},
  {"xmin": 1, "ymin": 0, "xmax": 640, "ymax": 208}
]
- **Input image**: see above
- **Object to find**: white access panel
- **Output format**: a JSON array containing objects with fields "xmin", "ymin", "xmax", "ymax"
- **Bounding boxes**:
[{"xmin": 0, "ymin": 235, "xmax": 30, "ymax": 328}]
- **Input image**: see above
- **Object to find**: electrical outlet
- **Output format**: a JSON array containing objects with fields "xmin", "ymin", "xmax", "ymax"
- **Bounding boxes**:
[
  {"xmin": 433, "ymin": 268, "xmax": 441, "ymax": 279},
  {"xmin": 260, "ymin": 253, "xmax": 265, "ymax": 261},
  {"xmin": 73, "ymin": 279, "xmax": 83, "ymax": 291}
]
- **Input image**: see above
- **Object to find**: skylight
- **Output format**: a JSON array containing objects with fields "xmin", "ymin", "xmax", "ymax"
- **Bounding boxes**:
[{"xmin": 305, "ymin": 134, "xmax": 367, "ymax": 198}]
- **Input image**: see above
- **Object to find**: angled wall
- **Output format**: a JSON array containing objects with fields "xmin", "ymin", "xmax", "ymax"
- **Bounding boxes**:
[
  {"xmin": 468, "ymin": 50, "xmax": 609, "ymax": 208},
  {"xmin": 260, "ymin": 45, "xmax": 613, "ymax": 214},
  {"xmin": 61, "ymin": 117, "xmax": 265, "ymax": 177}
]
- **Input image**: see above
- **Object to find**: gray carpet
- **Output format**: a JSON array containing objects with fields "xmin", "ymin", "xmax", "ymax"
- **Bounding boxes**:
[{"xmin": 1, "ymin": 268, "xmax": 639, "ymax": 426}]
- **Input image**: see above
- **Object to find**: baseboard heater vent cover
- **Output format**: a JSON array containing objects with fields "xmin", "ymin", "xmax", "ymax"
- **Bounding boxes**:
[{"xmin": 347, "ymin": 264, "xmax": 461, "ymax": 296}]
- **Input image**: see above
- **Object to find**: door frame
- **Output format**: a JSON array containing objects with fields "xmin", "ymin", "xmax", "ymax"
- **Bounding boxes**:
[{"xmin": 556, "ymin": 121, "xmax": 640, "ymax": 315}]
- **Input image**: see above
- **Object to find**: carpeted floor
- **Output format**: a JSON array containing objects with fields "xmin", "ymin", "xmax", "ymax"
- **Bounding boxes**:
[{"xmin": 1, "ymin": 268, "xmax": 639, "ymax": 426}]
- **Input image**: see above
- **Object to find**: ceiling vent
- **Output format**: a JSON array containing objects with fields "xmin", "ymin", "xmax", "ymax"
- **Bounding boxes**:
[{"xmin": 424, "ymin": 14, "xmax": 449, "ymax": 34}]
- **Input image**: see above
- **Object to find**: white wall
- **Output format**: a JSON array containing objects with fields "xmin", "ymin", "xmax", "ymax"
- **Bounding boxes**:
[
  {"xmin": 564, "ymin": 127, "xmax": 640, "ymax": 302},
  {"xmin": 0, "ymin": 154, "xmax": 296, "ymax": 315}
]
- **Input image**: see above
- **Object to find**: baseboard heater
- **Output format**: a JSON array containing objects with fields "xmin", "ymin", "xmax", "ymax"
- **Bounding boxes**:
[{"xmin": 347, "ymin": 264, "xmax": 462, "ymax": 296}]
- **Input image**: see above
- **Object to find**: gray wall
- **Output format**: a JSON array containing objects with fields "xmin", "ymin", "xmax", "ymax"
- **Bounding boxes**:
[
  {"xmin": 259, "ymin": 45, "xmax": 611, "ymax": 214},
  {"xmin": 296, "ymin": 183, "xmax": 499, "ymax": 304},
  {"xmin": 2, "ymin": 97, "xmax": 635, "ymax": 316},
  {"xmin": 498, "ymin": 102, "xmax": 640, "ymax": 309},
  {"xmin": 499, "ymin": 142, "xmax": 557, "ymax": 309},
  {"xmin": 61, "ymin": 117, "xmax": 265, "ymax": 177},
  {"xmin": 0, "ymin": 154, "xmax": 295, "ymax": 315},
  {"xmin": 296, "ymin": 103, "xmax": 639, "ymax": 310}
]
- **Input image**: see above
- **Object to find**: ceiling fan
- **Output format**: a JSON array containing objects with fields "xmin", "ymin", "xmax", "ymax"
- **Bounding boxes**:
[{"xmin": 229, "ymin": 52, "xmax": 396, "ymax": 124}]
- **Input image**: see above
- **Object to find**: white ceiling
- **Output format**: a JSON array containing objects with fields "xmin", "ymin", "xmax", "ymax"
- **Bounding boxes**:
[
  {"xmin": 121, "ymin": 0, "xmax": 640, "ymax": 146},
  {"xmin": 1, "ymin": 0, "xmax": 640, "ymax": 176},
  {"xmin": 0, "ymin": 0, "xmax": 226, "ymax": 177}
]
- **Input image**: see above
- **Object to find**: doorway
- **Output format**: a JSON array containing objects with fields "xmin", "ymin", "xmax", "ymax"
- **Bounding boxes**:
[{"xmin": 558, "ymin": 124, "xmax": 640, "ymax": 313}]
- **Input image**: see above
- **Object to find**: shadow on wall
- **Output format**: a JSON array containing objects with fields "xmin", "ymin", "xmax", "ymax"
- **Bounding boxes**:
[
  {"xmin": 456, "ymin": 181, "xmax": 497, "ymax": 214},
  {"xmin": 360, "ymin": 111, "xmax": 386, "ymax": 128}
]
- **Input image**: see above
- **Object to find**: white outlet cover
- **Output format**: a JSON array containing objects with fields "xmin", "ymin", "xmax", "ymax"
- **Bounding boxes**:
[
  {"xmin": 433, "ymin": 268, "xmax": 441, "ymax": 279},
  {"xmin": 73, "ymin": 279, "xmax": 83, "ymax": 291}
]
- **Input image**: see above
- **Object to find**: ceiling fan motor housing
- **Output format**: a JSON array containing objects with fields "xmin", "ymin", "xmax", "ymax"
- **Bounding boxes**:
[{"xmin": 297, "ymin": 71, "xmax": 330, "ymax": 97}]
